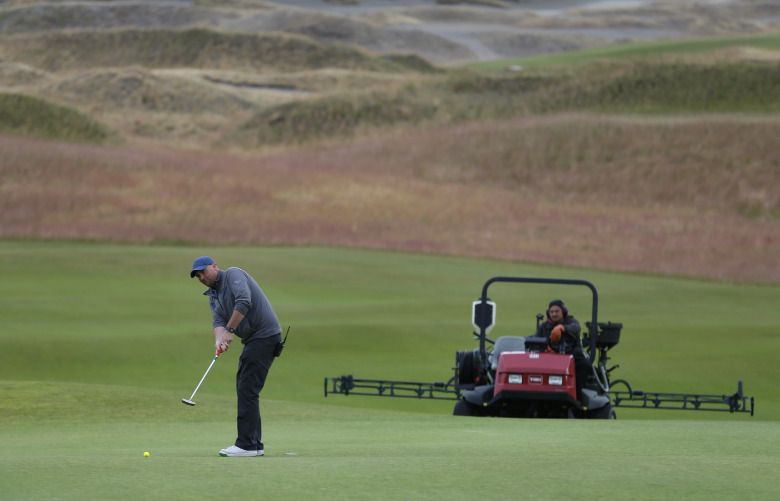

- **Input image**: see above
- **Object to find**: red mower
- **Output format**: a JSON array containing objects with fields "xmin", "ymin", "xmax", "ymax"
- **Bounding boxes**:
[{"xmin": 325, "ymin": 277, "xmax": 754, "ymax": 419}]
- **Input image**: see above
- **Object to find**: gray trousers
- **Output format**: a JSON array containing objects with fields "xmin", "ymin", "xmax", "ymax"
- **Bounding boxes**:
[{"xmin": 235, "ymin": 333, "xmax": 280, "ymax": 451}]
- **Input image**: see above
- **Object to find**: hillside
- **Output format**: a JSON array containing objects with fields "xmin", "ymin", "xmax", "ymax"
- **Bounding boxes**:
[
  {"xmin": 1, "ymin": 114, "xmax": 777, "ymax": 283},
  {"xmin": 1, "ymin": 1, "xmax": 777, "ymax": 147},
  {"xmin": 0, "ymin": 0, "xmax": 775, "ymax": 62},
  {"xmin": 0, "ymin": 0, "xmax": 778, "ymax": 283}
]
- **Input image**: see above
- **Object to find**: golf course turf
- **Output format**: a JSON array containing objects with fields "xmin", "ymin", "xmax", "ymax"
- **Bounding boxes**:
[{"xmin": 1, "ymin": 241, "xmax": 778, "ymax": 500}]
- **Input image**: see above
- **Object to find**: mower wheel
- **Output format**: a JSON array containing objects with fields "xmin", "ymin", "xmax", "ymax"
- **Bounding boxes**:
[
  {"xmin": 590, "ymin": 403, "xmax": 617, "ymax": 420},
  {"xmin": 453, "ymin": 399, "xmax": 480, "ymax": 417},
  {"xmin": 456, "ymin": 349, "xmax": 482, "ymax": 385}
]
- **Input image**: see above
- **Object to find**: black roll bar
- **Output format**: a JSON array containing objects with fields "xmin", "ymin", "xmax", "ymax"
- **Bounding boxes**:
[{"xmin": 478, "ymin": 277, "xmax": 599, "ymax": 368}]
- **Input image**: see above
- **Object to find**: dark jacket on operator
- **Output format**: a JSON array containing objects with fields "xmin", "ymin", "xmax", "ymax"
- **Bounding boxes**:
[
  {"xmin": 537, "ymin": 313, "xmax": 591, "ymax": 398},
  {"xmin": 536, "ymin": 315, "xmax": 583, "ymax": 357},
  {"xmin": 204, "ymin": 267, "xmax": 281, "ymax": 342}
]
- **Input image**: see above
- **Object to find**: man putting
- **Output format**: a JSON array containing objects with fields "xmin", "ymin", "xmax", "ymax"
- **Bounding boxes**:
[{"xmin": 190, "ymin": 256, "xmax": 282, "ymax": 457}]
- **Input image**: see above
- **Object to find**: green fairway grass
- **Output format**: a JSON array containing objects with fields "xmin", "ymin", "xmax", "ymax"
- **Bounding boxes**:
[
  {"xmin": 1, "ymin": 242, "xmax": 778, "ymax": 499},
  {"xmin": 1, "ymin": 382, "xmax": 777, "ymax": 500},
  {"xmin": 469, "ymin": 33, "xmax": 780, "ymax": 71}
]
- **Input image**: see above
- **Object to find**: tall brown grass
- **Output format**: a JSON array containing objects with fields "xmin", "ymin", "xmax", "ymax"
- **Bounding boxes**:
[
  {"xmin": 345, "ymin": 114, "xmax": 779, "ymax": 218},
  {"xmin": 2, "ymin": 112, "xmax": 777, "ymax": 283}
]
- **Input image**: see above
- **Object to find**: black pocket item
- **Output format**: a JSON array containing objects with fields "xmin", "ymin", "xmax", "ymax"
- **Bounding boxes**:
[{"xmin": 273, "ymin": 326, "xmax": 290, "ymax": 358}]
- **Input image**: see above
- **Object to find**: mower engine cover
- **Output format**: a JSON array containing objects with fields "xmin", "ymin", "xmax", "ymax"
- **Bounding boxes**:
[{"xmin": 493, "ymin": 352, "xmax": 577, "ymax": 403}]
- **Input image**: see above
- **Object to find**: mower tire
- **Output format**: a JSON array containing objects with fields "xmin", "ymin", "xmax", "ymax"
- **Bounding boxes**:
[
  {"xmin": 456, "ymin": 349, "xmax": 483, "ymax": 385},
  {"xmin": 590, "ymin": 403, "xmax": 616, "ymax": 419},
  {"xmin": 453, "ymin": 399, "xmax": 480, "ymax": 417}
]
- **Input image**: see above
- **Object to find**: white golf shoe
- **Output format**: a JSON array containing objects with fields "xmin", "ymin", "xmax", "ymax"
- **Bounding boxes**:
[{"xmin": 218, "ymin": 445, "xmax": 264, "ymax": 457}]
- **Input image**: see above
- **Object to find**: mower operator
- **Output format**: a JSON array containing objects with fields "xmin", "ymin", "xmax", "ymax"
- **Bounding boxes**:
[
  {"xmin": 536, "ymin": 299, "xmax": 590, "ymax": 400},
  {"xmin": 190, "ymin": 256, "xmax": 282, "ymax": 457}
]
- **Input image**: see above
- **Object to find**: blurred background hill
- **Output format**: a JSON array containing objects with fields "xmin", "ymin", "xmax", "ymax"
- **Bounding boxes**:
[{"xmin": 0, "ymin": 0, "xmax": 778, "ymax": 282}]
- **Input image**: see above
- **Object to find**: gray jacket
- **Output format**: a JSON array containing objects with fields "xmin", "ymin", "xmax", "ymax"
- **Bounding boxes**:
[{"xmin": 205, "ymin": 267, "xmax": 281, "ymax": 341}]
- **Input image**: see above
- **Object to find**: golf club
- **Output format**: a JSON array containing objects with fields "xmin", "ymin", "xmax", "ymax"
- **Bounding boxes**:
[{"xmin": 182, "ymin": 351, "xmax": 219, "ymax": 406}]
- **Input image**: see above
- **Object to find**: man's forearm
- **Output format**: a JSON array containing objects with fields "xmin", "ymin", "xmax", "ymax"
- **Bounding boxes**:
[{"xmin": 226, "ymin": 310, "xmax": 246, "ymax": 331}]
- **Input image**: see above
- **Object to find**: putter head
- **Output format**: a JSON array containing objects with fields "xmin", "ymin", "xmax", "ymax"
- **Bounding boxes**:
[{"xmin": 181, "ymin": 398, "xmax": 196, "ymax": 406}]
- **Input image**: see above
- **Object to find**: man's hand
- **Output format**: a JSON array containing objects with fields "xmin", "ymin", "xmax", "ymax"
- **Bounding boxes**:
[
  {"xmin": 550, "ymin": 324, "xmax": 565, "ymax": 343},
  {"xmin": 215, "ymin": 327, "xmax": 233, "ymax": 355}
]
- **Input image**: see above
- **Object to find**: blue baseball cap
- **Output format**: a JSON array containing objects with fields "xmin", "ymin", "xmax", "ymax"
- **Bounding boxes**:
[{"xmin": 190, "ymin": 256, "xmax": 215, "ymax": 277}]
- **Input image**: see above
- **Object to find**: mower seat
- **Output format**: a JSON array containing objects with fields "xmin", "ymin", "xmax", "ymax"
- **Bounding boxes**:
[{"xmin": 489, "ymin": 336, "xmax": 526, "ymax": 370}]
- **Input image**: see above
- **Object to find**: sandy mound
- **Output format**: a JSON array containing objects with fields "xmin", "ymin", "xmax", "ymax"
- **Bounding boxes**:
[
  {"xmin": 0, "ymin": 61, "xmax": 47, "ymax": 87},
  {"xmin": 50, "ymin": 68, "xmax": 255, "ymax": 114}
]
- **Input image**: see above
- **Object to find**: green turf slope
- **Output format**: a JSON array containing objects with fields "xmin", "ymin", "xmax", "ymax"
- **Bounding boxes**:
[
  {"xmin": 0, "ymin": 93, "xmax": 110, "ymax": 142},
  {"xmin": 0, "ymin": 242, "xmax": 778, "ymax": 499},
  {"xmin": 470, "ymin": 33, "xmax": 780, "ymax": 71},
  {"xmin": 0, "ymin": 241, "xmax": 775, "ymax": 415}
]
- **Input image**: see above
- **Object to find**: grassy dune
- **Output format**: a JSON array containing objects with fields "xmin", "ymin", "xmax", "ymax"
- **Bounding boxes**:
[
  {"xmin": 0, "ymin": 27, "xmax": 437, "ymax": 144},
  {"xmin": 1, "ymin": 114, "xmax": 777, "ymax": 283},
  {"xmin": 536, "ymin": 61, "xmax": 780, "ymax": 113},
  {"xmin": 2, "ymin": 29, "xmax": 778, "ymax": 146},
  {"xmin": 0, "ymin": 28, "xmax": 431, "ymax": 73},
  {"xmin": 229, "ymin": 56, "xmax": 780, "ymax": 146},
  {"xmin": 0, "ymin": 92, "xmax": 109, "ymax": 141},
  {"xmin": 52, "ymin": 68, "xmax": 255, "ymax": 114},
  {"xmin": 354, "ymin": 116, "xmax": 779, "ymax": 219},
  {"xmin": 0, "ymin": 27, "xmax": 778, "ymax": 281},
  {"xmin": 237, "ymin": 89, "xmax": 439, "ymax": 145}
]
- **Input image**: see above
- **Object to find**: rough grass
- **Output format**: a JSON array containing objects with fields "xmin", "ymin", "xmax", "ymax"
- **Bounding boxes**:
[
  {"xmin": 0, "ymin": 28, "xmax": 424, "ymax": 73},
  {"xmin": 2, "ymin": 28, "xmax": 778, "ymax": 147},
  {"xmin": 51, "ymin": 68, "xmax": 255, "ymax": 113},
  {"xmin": 1, "ymin": 118, "xmax": 777, "ymax": 283},
  {"xmin": 0, "ymin": 92, "xmax": 109, "ymax": 141},
  {"xmin": 436, "ymin": 0, "xmax": 510, "ymax": 7},
  {"xmin": 535, "ymin": 61, "xmax": 780, "ymax": 113},
  {"xmin": 230, "ymin": 58, "xmax": 780, "ymax": 146},
  {"xmin": 338, "ymin": 115, "xmax": 780, "ymax": 219},
  {"xmin": 221, "ymin": 58, "xmax": 780, "ymax": 146},
  {"xmin": 236, "ymin": 88, "xmax": 439, "ymax": 145},
  {"xmin": 442, "ymin": 58, "xmax": 780, "ymax": 116},
  {"xmin": 0, "ymin": 1, "xmax": 246, "ymax": 33},
  {"xmin": 0, "ymin": 60, "xmax": 46, "ymax": 86},
  {"xmin": 1, "ymin": 26, "xmax": 779, "ymax": 284}
]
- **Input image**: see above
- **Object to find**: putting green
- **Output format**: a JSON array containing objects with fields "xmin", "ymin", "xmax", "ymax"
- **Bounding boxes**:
[{"xmin": 1, "ymin": 381, "xmax": 778, "ymax": 500}]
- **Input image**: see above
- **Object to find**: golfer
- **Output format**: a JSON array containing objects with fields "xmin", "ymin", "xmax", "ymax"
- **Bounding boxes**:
[{"xmin": 190, "ymin": 256, "xmax": 282, "ymax": 457}]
